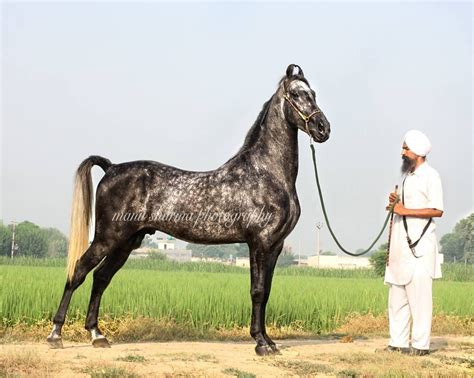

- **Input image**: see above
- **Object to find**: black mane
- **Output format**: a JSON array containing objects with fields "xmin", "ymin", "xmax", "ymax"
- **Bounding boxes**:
[
  {"xmin": 223, "ymin": 96, "xmax": 274, "ymax": 166},
  {"xmin": 240, "ymin": 96, "xmax": 273, "ymax": 150}
]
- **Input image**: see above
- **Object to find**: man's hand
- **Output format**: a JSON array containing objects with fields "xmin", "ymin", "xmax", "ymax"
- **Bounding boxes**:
[
  {"xmin": 388, "ymin": 191, "xmax": 398, "ymax": 204},
  {"xmin": 391, "ymin": 202, "xmax": 407, "ymax": 216},
  {"xmin": 386, "ymin": 191, "xmax": 400, "ymax": 212},
  {"xmin": 386, "ymin": 192, "xmax": 443, "ymax": 219}
]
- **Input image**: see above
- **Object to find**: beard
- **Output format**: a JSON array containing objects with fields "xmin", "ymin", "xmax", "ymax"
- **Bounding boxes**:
[{"xmin": 401, "ymin": 156, "xmax": 416, "ymax": 174}]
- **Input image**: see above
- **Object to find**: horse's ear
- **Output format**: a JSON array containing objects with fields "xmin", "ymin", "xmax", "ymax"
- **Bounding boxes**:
[{"xmin": 286, "ymin": 64, "xmax": 304, "ymax": 78}]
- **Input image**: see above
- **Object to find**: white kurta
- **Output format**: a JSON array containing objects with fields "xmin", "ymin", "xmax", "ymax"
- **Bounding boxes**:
[
  {"xmin": 385, "ymin": 162, "xmax": 444, "ymax": 285},
  {"xmin": 384, "ymin": 162, "xmax": 444, "ymax": 350}
]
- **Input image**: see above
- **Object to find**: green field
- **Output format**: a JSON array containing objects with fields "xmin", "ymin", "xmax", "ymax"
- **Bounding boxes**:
[{"xmin": 0, "ymin": 258, "xmax": 472, "ymax": 334}]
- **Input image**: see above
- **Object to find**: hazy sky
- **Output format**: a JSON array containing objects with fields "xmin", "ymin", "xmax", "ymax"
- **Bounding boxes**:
[{"xmin": 2, "ymin": 2, "xmax": 472, "ymax": 256}]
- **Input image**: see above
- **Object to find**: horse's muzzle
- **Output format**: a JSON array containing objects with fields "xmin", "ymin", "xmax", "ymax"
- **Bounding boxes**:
[{"xmin": 310, "ymin": 119, "xmax": 330, "ymax": 143}]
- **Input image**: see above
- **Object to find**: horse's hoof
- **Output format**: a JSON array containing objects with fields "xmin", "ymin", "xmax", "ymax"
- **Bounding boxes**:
[
  {"xmin": 47, "ymin": 336, "xmax": 63, "ymax": 349},
  {"xmin": 92, "ymin": 337, "xmax": 111, "ymax": 348},
  {"xmin": 255, "ymin": 345, "xmax": 274, "ymax": 356},
  {"xmin": 269, "ymin": 344, "xmax": 281, "ymax": 354}
]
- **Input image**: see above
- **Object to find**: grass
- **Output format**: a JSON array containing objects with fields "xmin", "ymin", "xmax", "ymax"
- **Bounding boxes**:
[
  {"xmin": 272, "ymin": 360, "xmax": 334, "ymax": 375},
  {"xmin": 116, "ymin": 354, "xmax": 147, "ymax": 363},
  {"xmin": 82, "ymin": 366, "xmax": 138, "ymax": 378},
  {"xmin": 1, "ymin": 265, "xmax": 472, "ymax": 330},
  {"xmin": 1, "ymin": 314, "xmax": 471, "ymax": 346},
  {"xmin": 162, "ymin": 352, "xmax": 219, "ymax": 364},
  {"xmin": 0, "ymin": 257, "xmax": 472, "ymax": 345},
  {"xmin": 0, "ymin": 350, "xmax": 47, "ymax": 377},
  {"xmin": 222, "ymin": 367, "xmax": 256, "ymax": 378},
  {"xmin": 323, "ymin": 350, "xmax": 472, "ymax": 377},
  {"xmin": 1, "ymin": 256, "xmax": 472, "ymax": 281}
]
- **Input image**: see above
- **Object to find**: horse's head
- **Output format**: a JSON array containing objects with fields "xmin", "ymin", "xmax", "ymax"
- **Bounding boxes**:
[{"xmin": 280, "ymin": 64, "xmax": 330, "ymax": 143}]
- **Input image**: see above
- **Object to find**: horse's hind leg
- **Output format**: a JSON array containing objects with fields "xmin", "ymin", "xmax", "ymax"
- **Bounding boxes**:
[
  {"xmin": 47, "ymin": 240, "xmax": 111, "ymax": 348},
  {"xmin": 85, "ymin": 245, "xmax": 133, "ymax": 347},
  {"xmin": 85, "ymin": 232, "xmax": 145, "ymax": 347}
]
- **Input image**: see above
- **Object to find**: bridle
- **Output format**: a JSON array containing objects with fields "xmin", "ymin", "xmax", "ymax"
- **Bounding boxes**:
[{"xmin": 283, "ymin": 90, "xmax": 321, "ymax": 139}]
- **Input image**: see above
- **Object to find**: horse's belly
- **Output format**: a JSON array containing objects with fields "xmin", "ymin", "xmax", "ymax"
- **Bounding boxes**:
[{"xmin": 147, "ymin": 207, "xmax": 246, "ymax": 244}]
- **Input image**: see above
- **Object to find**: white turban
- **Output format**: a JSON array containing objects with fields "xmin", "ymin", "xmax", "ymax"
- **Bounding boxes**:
[{"xmin": 404, "ymin": 130, "xmax": 432, "ymax": 157}]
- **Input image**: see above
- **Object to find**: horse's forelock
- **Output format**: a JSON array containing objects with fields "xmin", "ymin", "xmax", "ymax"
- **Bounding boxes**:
[{"xmin": 278, "ymin": 75, "xmax": 310, "ymax": 92}]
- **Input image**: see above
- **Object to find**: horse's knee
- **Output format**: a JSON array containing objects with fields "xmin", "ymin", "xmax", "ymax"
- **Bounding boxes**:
[{"xmin": 250, "ymin": 287, "xmax": 265, "ymax": 303}]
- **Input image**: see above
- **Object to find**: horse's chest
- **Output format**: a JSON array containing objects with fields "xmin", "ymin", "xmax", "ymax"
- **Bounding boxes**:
[
  {"xmin": 272, "ymin": 190, "xmax": 300, "ymax": 237},
  {"xmin": 288, "ymin": 194, "xmax": 301, "ymax": 225}
]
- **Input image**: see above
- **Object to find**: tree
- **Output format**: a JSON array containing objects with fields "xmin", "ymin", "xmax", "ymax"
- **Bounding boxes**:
[
  {"xmin": 369, "ymin": 243, "xmax": 388, "ymax": 277},
  {"xmin": 0, "ymin": 222, "xmax": 13, "ymax": 256},
  {"xmin": 43, "ymin": 228, "xmax": 68, "ymax": 257},
  {"xmin": 0, "ymin": 221, "xmax": 68, "ymax": 258},
  {"xmin": 234, "ymin": 243, "xmax": 249, "ymax": 257},
  {"xmin": 440, "ymin": 233, "xmax": 464, "ymax": 263},
  {"xmin": 14, "ymin": 221, "xmax": 48, "ymax": 257},
  {"xmin": 440, "ymin": 213, "xmax": 473, "ymax": 263}
]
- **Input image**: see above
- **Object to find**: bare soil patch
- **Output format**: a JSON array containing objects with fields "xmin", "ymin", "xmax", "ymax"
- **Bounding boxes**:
[{"xmin": 1, "ymin": 336, "xmax": 472, "ymax": 377}]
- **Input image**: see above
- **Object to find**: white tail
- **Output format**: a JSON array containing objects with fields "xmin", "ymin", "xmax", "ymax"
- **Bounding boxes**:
[{"xmin": 66, "ymin": 156, "xmax": 111, "ymax": 281}]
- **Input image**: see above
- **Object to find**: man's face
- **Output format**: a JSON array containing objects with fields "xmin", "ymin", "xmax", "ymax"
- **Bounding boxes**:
[{"xmin": 401, "ymin": 143, "xmax": 417, "ymax": 174}]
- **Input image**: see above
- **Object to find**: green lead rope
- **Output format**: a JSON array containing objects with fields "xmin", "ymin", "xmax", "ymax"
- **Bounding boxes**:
[{"xmin": 310, "ymin": 143, "xmax": 398, "ymax": 257}]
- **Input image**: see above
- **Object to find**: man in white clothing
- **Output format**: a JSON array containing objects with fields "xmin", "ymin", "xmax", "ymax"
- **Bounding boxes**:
[{"xmin": 383, "ymin": 130, "xmax": 444, "ymax": 356}]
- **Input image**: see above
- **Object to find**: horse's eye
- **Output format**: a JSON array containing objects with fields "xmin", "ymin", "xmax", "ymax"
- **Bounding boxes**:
[{"xmin": 291, "ymin": 91, "xmax": 299, "ymax": 98}]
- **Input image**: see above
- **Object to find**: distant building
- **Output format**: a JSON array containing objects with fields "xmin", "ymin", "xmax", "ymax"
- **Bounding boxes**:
[
  {"xmin": 130, "ymin": 235, "xmax": 191, "ymax": 262},
  {"xmin": 307, "ymin": 255, "xmax": 371, "ymax": 269},
  {"xmin": 131, "ymin": 247, "xmax": 191, "ymax": 262},
  {"xmin": 146, "ymin": 234, "xmax": 176, "ymax": 250},
  {"xmin": 157, "ymin": 238, "xmax": 175, "ymax": 250},
  {"xmin": 235, "ymin": 257, "xmax": 250, "ymax": 268}
]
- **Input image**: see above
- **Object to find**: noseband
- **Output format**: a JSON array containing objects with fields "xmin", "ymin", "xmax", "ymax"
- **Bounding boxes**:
[{"xmin": 283, "ymin": 92, "xmax": 321, "ymax": 138}]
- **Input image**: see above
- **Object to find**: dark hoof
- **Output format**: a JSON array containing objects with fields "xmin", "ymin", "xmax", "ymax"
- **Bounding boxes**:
[
  {"xmin": 47, "ymin": 337, "xmax": 63, "ymax": 349},
  {"xmin": 269, "ymin": 344, "xmax": 281, "ymax": 354},
  {"xmin": 92, "ymin": 337, "xmax": 111, "ymax": 348},
  {"xmin": 255, "ymin": 345, "xmax": 274, "ymax": 356}
]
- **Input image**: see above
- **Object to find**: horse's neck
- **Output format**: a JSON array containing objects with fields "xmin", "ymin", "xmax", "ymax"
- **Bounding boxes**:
[{"xmin": 251, "ymin": 95, "xmax": 299, "ymax": 186}]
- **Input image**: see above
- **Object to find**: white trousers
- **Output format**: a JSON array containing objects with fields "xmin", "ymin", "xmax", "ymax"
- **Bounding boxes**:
[{"xmin": 388, "ymin": 259, "xmax": 433, "ymax": 350}]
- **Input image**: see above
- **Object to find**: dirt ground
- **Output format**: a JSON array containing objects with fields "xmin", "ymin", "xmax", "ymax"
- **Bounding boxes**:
[{"xmin": 1, "ymin": 336, "xmax": 473, "ymax": 377}]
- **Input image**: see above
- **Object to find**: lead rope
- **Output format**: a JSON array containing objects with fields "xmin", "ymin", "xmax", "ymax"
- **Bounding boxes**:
[
  {"xmin": 309, "ymin": 143, "xmax": 399, "ymax": 257},
  {"xmin": 385, "ymin": 185, "xmax": 398, "ymax": 266},
  {"xmin": 283, "ymin": 91, "xmax": 399, "ymax": 256}
]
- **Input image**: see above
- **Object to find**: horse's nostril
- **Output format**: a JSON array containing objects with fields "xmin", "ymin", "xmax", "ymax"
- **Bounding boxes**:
[{"xmin": 318, "ymin": 122, "xmax": 325, "ymax": 133}]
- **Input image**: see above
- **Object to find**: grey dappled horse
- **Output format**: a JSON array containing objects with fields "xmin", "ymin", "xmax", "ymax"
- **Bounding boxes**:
[{"xmin": 48, "ymin": 64, "xmax": 331, "ymax": 355}]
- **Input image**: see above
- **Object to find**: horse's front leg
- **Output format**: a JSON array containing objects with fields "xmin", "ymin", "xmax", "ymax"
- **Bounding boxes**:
[
  {"xmin": 260, "ymin": 241, "xmax": 284, "ymax": 353},
  {"xmin": 249, "ymin": 241, "xmax": 279, "ymax": 356}
]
